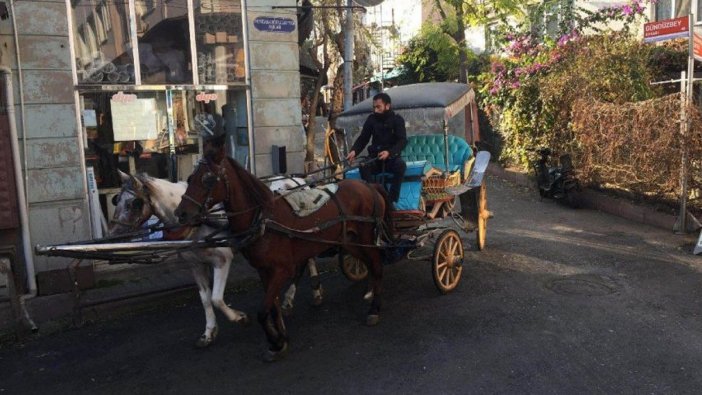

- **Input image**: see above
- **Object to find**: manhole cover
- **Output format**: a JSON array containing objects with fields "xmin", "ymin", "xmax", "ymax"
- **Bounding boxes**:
[{"xmin": 545, "ymin": 275, "xmax": 618, "ymax": 296}]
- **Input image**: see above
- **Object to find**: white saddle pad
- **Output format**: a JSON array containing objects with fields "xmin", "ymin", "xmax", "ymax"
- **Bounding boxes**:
[{"xmin": 283, "ymin": 184, "xmax": 339, "ymax": 217}]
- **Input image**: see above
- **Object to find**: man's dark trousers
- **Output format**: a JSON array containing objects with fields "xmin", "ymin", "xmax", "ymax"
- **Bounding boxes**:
[{"xmin": 360, "ymin": 157, "xmax": 406, "ymax": 203}]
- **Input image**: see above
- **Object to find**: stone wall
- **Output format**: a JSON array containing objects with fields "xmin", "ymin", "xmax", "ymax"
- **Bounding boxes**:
[
  {"xmin": 0, "ymin": 0, "xmax": 90, "ymax": 272},
  {"xmin": 246, "ymin": 0, "xmax": 304, "ymax": 175}
]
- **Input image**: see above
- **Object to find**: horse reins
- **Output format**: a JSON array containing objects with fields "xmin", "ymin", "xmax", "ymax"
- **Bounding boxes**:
[{"xmin": 183, "ymin": 157, "xmax": 392, "ymax": 250}]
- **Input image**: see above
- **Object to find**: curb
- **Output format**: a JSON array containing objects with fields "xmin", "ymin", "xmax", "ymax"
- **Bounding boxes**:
[
  {"xmin": 486, "ymin": 163, "xmax": 678, "ymax": 231},
  {"xmin": 1, "ymin": 255, "xmax": 340, "ymax": 340}
]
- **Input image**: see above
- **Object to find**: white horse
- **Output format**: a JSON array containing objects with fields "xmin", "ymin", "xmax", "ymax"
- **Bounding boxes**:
[{"xmin": 108, "ymin": 171, "xmax": 322, "ymax": 347}]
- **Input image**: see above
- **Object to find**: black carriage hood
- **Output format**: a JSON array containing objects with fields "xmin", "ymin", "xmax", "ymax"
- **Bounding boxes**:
[{"xmin": 339, "ymin": 82, "xmax": 471, "ymax": 117}]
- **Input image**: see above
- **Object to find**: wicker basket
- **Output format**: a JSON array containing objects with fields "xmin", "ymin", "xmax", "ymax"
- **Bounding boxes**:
[{"xmin": 422, "ymin": 171, "xmax": 460, "ymax": 202}]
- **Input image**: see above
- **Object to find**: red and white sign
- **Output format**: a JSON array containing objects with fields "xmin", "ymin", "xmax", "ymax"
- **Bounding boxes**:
[
  {"xmin": 644, "ymin": 16, "xmax": 689, "ymax": 42},
  {"xmin": 111, "ymin": 91, "xmax": 137, "ymax": 103},
  {"xmin": 196, "ymin": 92, "xmax": 218, "ymax": 103}
]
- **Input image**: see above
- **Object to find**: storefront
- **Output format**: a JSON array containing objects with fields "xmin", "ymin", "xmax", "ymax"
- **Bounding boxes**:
[
  {"xmin": 0, "ymin": 0, "xmax": 302, "ymax": 290},
  {"xmin": 68, "ymin": 0, "xmax": 257, "ymax": 229},
  {"xmin": 70, "ymin": 0, "xmax": 252, "ymax": 174}
]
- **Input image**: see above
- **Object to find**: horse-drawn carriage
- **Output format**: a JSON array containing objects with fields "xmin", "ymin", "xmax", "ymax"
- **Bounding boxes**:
[
  {"xmin": 35, "ymin": 82, "xmax": 491, "ymax": 359},
  {"xmin": 336, "ymin": 82, "xmax": 490, "ymax": 293}
]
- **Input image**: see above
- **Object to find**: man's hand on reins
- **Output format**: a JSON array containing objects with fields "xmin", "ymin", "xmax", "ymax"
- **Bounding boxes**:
[
  {"xmin": 346, "ymin": 150, "xmax": 357, "ymax": 163},
  {"xmin": 377, "ymin": 150, "xmax": 390, "ymax": 160}
]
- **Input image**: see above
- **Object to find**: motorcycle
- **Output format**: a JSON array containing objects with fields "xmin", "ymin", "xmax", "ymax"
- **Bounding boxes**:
[{"xmin": 529, "ymin": 147, "xmax": 582, "ymax": 208}]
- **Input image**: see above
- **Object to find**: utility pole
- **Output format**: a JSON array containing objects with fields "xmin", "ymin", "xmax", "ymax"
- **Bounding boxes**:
[{"xmin": 344, "ymin": 0, "xmax": 354, "ymax": 111}]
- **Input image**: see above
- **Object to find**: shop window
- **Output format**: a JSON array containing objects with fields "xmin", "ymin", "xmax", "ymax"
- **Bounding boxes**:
[
  {"xmin": 194, "ymin": 0, "xmax": 246, "ymax": 84},
  {"xmin": 71, "ymin": 0, "xmax": 134, "ymax": 84},
  {"xmin": 136, "ymin": 0, "xmax": 193, "ymax": 84}
]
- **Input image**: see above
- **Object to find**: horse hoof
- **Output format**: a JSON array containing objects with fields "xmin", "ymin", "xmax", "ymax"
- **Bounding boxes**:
[
  {"xmin": 263, "ymin": 342, "xmax": 289, "ymax": 363},
  {"xmin": 237, "ymin": 315, "xmax": 251, "ymax": 327},
  {"xmin": 363, "ymin": 291, "xmax": 374, "ymax": 302},
  {"xmin": 195, "ymin": 335, "xmax": 214, "ymax": 348},
  {"xmin": 195, "ymin": 325, "xmax": 218, "ymax": 348},
  {"xmin": 195, "ymin": 336, "xmax": 213, "ymax": 348},
  {"xmin": 311, "ymin": 286, "xmax": 324, "ymax": 306},
  {"xmin": 366, "ymin": 314, "xmax": 380, "ymax": 326}
]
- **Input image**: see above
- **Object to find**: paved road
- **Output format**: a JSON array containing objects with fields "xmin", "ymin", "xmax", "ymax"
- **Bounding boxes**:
[{"xmin": 2, "ymin": 177, "xmax": 702, "ymax": 394}]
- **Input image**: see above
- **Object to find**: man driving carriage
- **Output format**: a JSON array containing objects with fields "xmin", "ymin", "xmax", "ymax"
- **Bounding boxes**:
[{"xmin": 346, "ymin": 93, "xmax": 407, "ymax": 204}]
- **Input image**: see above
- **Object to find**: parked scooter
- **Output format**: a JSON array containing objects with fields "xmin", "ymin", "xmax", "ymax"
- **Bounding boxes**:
[{"xmin": 529, "ymin": 147, "xmax": 582, "ymax": 208}]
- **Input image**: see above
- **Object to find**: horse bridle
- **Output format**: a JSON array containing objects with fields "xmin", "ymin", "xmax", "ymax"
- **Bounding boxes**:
[
  {"xmin": 109, "ymin": 187, "xmax": 150, "ymax": 229},
  {"xmin": 182, "ymin": 159, "xmax": 231, "ymax": 219}
]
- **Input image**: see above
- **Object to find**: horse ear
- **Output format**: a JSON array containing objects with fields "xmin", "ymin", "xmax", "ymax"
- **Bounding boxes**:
[
  {"xmin": 118, "ymin": 170, "xmax": 131, "ymax": 184},
  {"xmin": 131, "ymin": 174, "xmax": 145, "ymax": 192}
]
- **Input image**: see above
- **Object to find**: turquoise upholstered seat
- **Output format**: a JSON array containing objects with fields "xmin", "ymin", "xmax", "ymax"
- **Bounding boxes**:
[
  {"xmin": 345, "ymin": 135, "xmax": 473, "ymax": 211},
  {"xmin": 345, "ymin": 160, "xmax": 429, "ymax": 211},
  {"xmin": 401, "ymin": 135, "xmax": 473, "ymax": 178}
]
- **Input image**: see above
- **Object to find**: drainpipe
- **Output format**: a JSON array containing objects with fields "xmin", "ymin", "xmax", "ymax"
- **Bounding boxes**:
[
  {"xmin": 241, "ymin": 0, "xmax": 256, "ymax": 175},
  {"xmin": 0, "ymin": 67, "xmax": 37, "ymax": 331},
  {"xmin": 6, "ymin": 0, "xmax": 37, "ymax": 331}
]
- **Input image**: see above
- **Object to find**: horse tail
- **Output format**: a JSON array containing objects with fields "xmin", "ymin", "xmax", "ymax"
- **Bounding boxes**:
[{"xmin": 371, "ymin": 184, "xmax": 394, "ymax": 242}]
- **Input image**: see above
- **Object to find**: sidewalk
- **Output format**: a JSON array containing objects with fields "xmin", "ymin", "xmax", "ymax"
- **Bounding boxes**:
[
  {"xmin": 0, "ymin": 253, "xmax": 337, "ymax": 339},
  {"xmin": 486, "ymin": 163, "xmax": 692, "ymax": 232}
]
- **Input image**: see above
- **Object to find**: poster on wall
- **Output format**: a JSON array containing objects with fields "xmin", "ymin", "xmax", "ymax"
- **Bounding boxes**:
[
  {"xmin": 110, "ymin": 93, "xmax": 159, "ymax": 141},
  {"xmin": 694, "ymin": 25, "xmax": 702, "ymax": 62}
]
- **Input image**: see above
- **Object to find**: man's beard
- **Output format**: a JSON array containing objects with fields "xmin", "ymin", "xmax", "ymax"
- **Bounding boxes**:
[{"xmin": 375, "ymin": 110, "xmax": 390, "ymax": 120}]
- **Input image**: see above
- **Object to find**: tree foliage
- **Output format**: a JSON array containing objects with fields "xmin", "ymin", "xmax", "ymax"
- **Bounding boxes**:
[
  {"xmin": 397, "ymin": 23, "xmax": 460, "ymax": 83},
  {"xmin": 301, "ymin": 0, "xmax": 377, "ymax": 162},
  {"xmin": 479, "ymin": 0, "xmax": 675, "ymax": 168},
  {"xmin": 424, "ymin": 0, "xmax": 526, "ymax": 82}
]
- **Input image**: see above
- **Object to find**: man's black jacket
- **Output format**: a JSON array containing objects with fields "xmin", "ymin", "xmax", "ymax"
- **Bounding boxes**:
[{"xmin": 350, "ymin": 110, "xmax": 407, "ymax": 158}]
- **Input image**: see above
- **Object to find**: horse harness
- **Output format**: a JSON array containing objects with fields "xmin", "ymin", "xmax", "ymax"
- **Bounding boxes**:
[{"xmin": 189, "ymin": 159, "xmax": 391, "ymax": 250}]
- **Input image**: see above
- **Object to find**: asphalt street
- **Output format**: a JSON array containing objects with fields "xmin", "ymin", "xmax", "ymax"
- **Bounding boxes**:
[{"xmin": 2, "ymin": 177, "xmax": 702, "ymax": 394}]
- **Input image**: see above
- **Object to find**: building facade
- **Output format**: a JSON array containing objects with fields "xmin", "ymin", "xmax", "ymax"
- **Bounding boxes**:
[{"xmin": 0, "ymin": 0, "xmax": 302, "ymax": 295}]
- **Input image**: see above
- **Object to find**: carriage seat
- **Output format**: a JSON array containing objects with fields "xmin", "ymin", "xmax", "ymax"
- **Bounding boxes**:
[
  {"xmin": 345, "ymin": 160, "xmax": 430, "ymax": 211},
  {"xmin": 401, "ymin": 134, "xmax": 473, "ymax": 180}
]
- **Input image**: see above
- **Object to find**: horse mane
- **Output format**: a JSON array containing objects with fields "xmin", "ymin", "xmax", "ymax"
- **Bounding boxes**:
[
  {"xmin": 133, "ymin": 173, "xmax": 186, "ymax": 202},
  {"xmin": 224, "ymin": 157, "xmax": 274, "ymax": 207}
]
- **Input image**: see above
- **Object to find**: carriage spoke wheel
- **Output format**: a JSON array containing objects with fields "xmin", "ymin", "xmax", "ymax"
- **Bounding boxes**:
[
  {"xmin": 475, "ymin": 181, "xmax": 488, "ymax": 251},
  {"xmin": 432, "ymin": 229, "xmax": 464, "ymax": 294},
  {"xmin": 341, "ymin": 254, "xmax": 368, "ymax": 282},
  {"xmin": 442, "ymin": 196, "xmax": 456, "ymax": 216}
]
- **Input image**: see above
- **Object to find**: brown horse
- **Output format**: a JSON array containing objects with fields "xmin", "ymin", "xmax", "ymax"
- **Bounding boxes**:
[{"xmin": 174, "ymin": 156, "xmax": 393, "ymax": 360}]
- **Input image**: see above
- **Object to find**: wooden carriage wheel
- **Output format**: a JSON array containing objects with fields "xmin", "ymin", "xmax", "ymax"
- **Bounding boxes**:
[
  {"xmin": 441, "ymin": 196, "xmax": 456, "ymax": 216},
  {"xmin": 475, "ymin": 181, "xmax": 488, "ymax": 251},
  {"xmin": 432, "ymin": 229, "xmax": 464, "ymax": 294},
  {"xmin": 340, "ymin": 254, "xmax": 368, "ymax": 282}
]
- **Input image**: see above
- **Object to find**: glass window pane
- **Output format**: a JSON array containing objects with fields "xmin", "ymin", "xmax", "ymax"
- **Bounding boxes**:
[
  {"xmin": 81, "ymin": 90, "xmax": 205, "ymax": 187},
  {"xmin": 656, "ymin": 0, "xmax": 673, "ymax": 20},
  {"xmin": 676, "ymin": 0, "xmax": 691, "ymax": 17},
  {"xmin": 71, "ymin": 1, "xmax": 135, "ymax": 84},
  {"xmin": 194, "ymin": 0, "xmax": 246, "ymax": 84},
  {"xmin": 136, "ymin": 0, "xmax": 193, "ymax": 84},
  {"xmin": 185, "ymin": 89, "xmax": 248, "ymax": 164}
]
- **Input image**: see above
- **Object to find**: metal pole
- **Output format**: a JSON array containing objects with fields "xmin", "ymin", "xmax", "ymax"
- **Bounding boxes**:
[
  {"xmin": 343, "ymin": 0, "xmax": 354, "ymax": 111},
  {"xmin": 166, "ymin": 89, "xmax": 177, "ymax": 182},
  {"xmin": 443, "ymin": 120, "xmax": 450, "ymax": 174},
  {"xmin": 677, "ymin": 14, "xmax": 694, "ymax": 233}
]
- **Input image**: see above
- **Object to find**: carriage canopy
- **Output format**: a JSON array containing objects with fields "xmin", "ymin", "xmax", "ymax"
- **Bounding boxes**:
[{"xmin": 336, "ymin": 82, "xmax": 479, "ymax": 142}]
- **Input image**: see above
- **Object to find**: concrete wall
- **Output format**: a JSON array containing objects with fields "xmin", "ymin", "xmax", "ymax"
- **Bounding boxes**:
[
  {"xmin": 246, "ymin": 0, "xmax": 304, "ymax": 176},
  {"xmin": 0, "ymin": 0, "xmax": 89, "ymax": 273}
]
